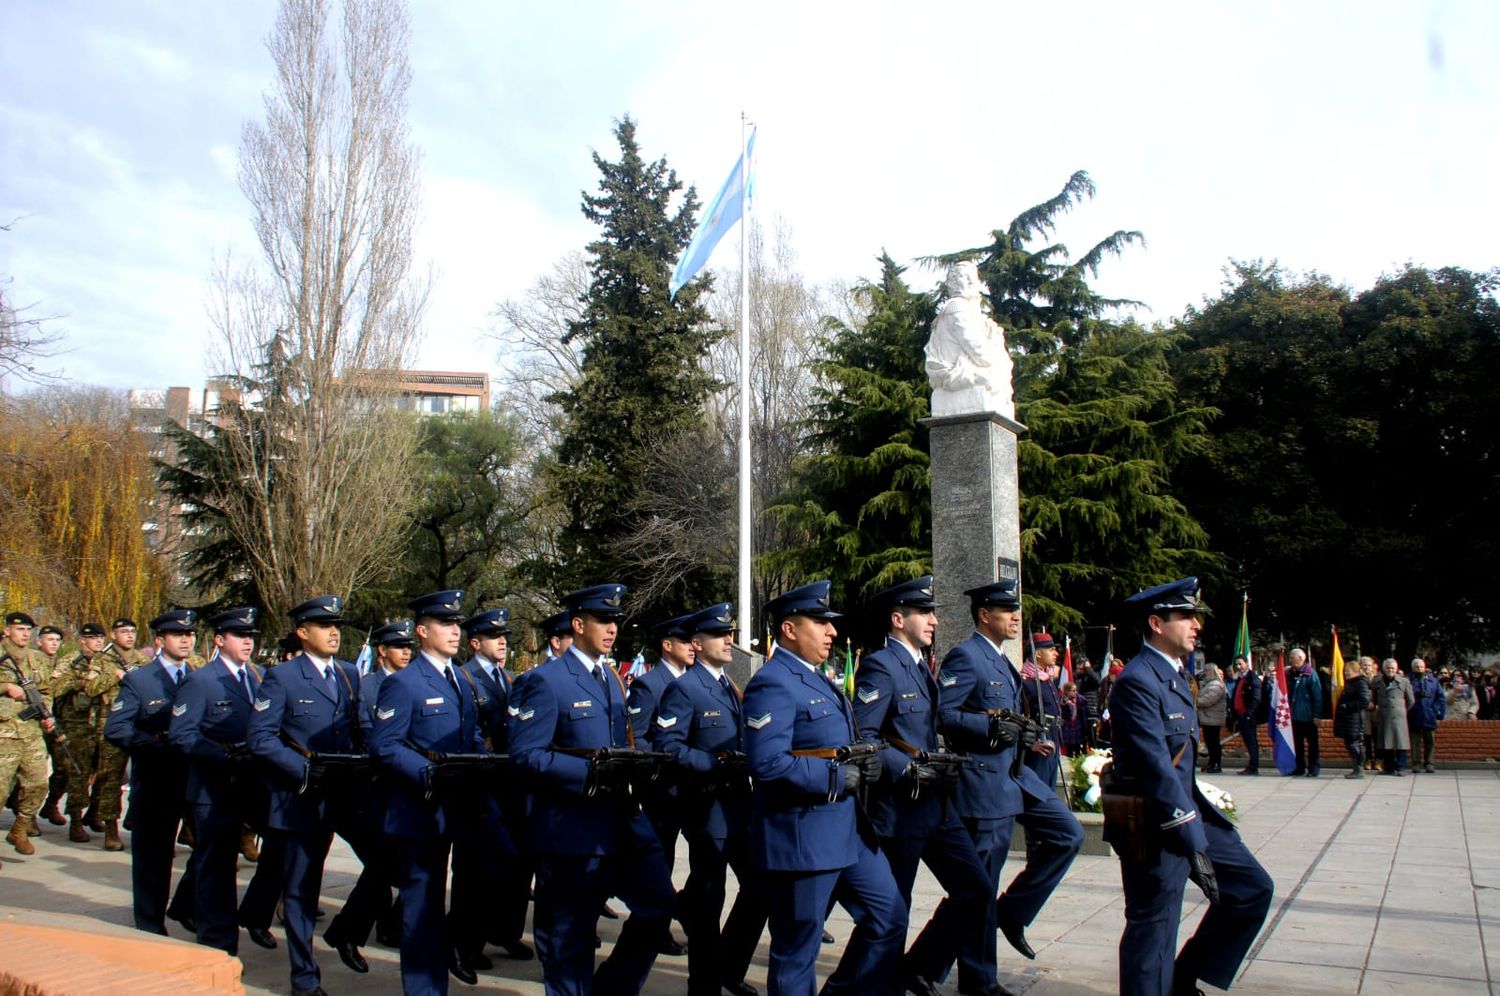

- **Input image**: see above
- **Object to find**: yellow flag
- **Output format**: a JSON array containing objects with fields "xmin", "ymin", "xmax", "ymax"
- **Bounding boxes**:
[{"xmin": 1330, "ymin": 626, "xmax": 1346, "ymax": 707}]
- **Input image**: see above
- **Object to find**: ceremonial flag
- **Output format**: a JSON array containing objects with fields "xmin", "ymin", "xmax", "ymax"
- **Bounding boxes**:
[
  {"xmin": 1269, "ymin": 650, "xmax": 1296, "ymax": 774},
  {"xmin": 669, "ymin": 129, "xmax": 756, "ymax": 298},
  {"xmin": 1330, "ymin": 626, "xmax": 1346, "ymax": 707},
  {"xmin": 1234, "ymin": 593, "xmax": 1253, "ymax": 672},
  {"xmin": 843, "ymin": 640, "xmax": 856, "ymax": 698},
  {"xmin": 354, "ymin": 641, "xmax": 372, "ymax": 676},
  {"xmin": 1060, "ymin": 635, "xmax": 1073, "ymax": 686},
  {"xmin": 625, "ymin": 651, "xmax": 648, "ymax": 682}
]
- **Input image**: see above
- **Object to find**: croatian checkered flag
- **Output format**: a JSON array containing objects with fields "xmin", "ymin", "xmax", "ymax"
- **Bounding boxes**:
[{"xmin": 1269, "ymin": 650, "xmax": 1297, "ymax": 774}]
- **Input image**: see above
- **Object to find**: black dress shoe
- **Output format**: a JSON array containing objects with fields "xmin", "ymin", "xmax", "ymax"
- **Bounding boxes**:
[
  {"xmin": 168, "ymin": 911, "xmax": 196, "ymax": 934},
  {"xmin": 722, "ymin": 980, "xmax": 759, "ymax": 996},
  {"xmin": 325, "ymin": 933, "xmax": 369, "ymax": 973},
  {"xmin": 448, "ymin": 948, "xmax": 478, "ymax": 985},
  {"xmin": 468, "ymin": 951, "xmax": 493, "ymax": 970},
  {"xmin": 494, "ymin": 939, "xmax": 534, "ymax": 960},
  {"xmin": 821, "ymin": 929, "xmax": 835, "ymax": 944},
  {"xmin": 998, "ymin": 918, "xmax": 1035, "ymax": 960},
  {"xmin": 659, "ymin": 934, "xmax": 688, "ymax": 956},
  {"xmin": 902, "ymin": 973, "xmax": 940, "ymax": 996},
  {"xmin": 243, "ymin": 925, "xmax": 278, "ymax": 949}
]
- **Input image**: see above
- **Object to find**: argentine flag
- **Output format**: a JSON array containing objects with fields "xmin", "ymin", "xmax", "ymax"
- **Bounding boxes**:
[
  {"xmin": 669, "ymin": 130, "xmax": 756, "ymax": 299},
  {"xmin": 354, "ymin": 641, "xmax": 373, "ymax": 676}
]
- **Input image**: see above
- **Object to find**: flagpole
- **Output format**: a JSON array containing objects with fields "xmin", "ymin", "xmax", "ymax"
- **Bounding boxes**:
[{"xmin": 737, "ymin": 111, "xmax": 754, "ymax": 661}]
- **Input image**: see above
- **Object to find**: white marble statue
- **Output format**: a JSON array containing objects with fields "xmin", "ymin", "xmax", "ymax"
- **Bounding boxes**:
[{"xmin": 925, "ymin": 260, "xmax": 1014, "ymax": 418}]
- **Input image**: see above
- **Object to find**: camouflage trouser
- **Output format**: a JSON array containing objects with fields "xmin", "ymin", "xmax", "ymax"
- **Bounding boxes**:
[
  {"xmin": 94, "ymin": 738, "xmax": 129, "ymax": 820},
  {"xmin": 0, "ymin": 735, "xmax": 49, "ymax": 820},
  {"xmin": 55, "ymin": 719, "xmax": 99, "ymax": 817}
]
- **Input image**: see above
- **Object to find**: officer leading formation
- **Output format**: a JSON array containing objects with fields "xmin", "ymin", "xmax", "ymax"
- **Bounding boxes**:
[{"xmin": 1, "ymin": 576, "xmax": 1274, "ymax": 996}]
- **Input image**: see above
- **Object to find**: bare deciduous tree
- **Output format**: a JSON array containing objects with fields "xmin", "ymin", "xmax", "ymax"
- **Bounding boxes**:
[
  {"xmin": 1, "ymin": 220, "xmax": 66, "ymax": 389},
  {"xmin": 488, "ymin": 251, "xmax": 588, "ymax": 449},
  {"xmin": 200, "ymin": 0, "xmax": 427, "ymax": 622}
]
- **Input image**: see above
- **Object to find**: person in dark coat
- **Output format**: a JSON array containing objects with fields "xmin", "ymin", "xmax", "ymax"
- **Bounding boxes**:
[
  {"xmin": 1230, "ymin": 658, "xmax": 1263, "ymax": 775},
  {"xmin": 1333, "ymin": 659, "xmax": 1371, "ymax": 779},
  {"xmin": 1407, "ymin": 658, "xmax": 1446, "ymax": 773},
  {"xmin": 1287, "ymin": 649, "xmax": 1322, "ymax": 777}
]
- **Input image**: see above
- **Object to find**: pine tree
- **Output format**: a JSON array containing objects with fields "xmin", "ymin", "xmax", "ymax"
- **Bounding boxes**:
[
  {"xmin": 549, "ymin": 117, "xmax": 723, "ymax": 620},
  {"xmin": 764, "ymin": 253, "xmax": 936, "ymax": 636},
  {"xmin": 938, "ymin": 171, "xmax": 1217, "ymax": 631}
]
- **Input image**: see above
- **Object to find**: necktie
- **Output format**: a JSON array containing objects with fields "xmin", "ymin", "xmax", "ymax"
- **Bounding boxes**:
[
  {"xmin": 325, "ymin": 666, "xmax": 339, "ymax": 700},
  {"xmin": 172, "ymin": 667, "xmax": 182, "ymax": 686},
  {"xmin": 445, "ymin": 666, "xmax": 460, "ymax": 699},
  {"xmin": 239, "ymin": 668, "xmax": 252, "ymax": 702},
  {"xmin": 594, "ymin": 665, "xmax": 609, "ymax": 696}
]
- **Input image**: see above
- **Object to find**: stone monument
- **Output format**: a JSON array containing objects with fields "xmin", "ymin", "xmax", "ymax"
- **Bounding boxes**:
[{"xmin": 923, "ymin": 260, "xmax": 1025, "ymax": 660}]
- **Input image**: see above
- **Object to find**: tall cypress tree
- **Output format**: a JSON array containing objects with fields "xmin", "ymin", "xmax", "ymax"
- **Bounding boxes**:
[
  {"xmin": 765, "ymin": 253, "xmax": 936, "ymax": 634},
  {"xmin": 550, "ymin": 117, "xmax": 722, "ymax": 620}
]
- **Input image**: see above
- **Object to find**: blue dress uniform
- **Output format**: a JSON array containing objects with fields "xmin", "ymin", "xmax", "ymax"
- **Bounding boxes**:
[
  {"xmin": 743, "ymin": 581, "xmax": 907, "ymax": 996},
  {"xmin": 850, "ymin": 577, "xmax": 992, "ymax": 991},
  {"xmin": 653, "ymin": 603, "xmax": 769, "ymax": 996},
  {"xmin": 246, "ymin": 595, "xmax": 372, "ymax": 996},
  {"xmin": 324, "ymin": 620, "xmax": 415, "ymax": 961},
  {"xmin": 1107, "ymin": 579, "xmax": 1273, "ymax": 996},
  {"xmin": 916, "ymin": 581, "xmax": 1082, "ymax": 995},
  {"xmin": 452, "ymin": 607, "xmax": 532, "ymax": 965},
  {"xmin": 370, "ymin": 591, "xmax": 499, "ymax": 996},
  {"xmin": 167, "ymin": 608, "xmax": 282, "ymax": 955},
  {"xmin": 508, "ymin": 583, "xmax": 675, "ymax": 996},
  {"xmin": 103, "ymin": 609, "xmax": 197, "ymax": 936}
]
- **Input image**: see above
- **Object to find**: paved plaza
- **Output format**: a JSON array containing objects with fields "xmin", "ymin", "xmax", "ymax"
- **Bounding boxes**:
[{"xmin": 2, "ymin": 769, "xmax": 1496, "ymax": 994}]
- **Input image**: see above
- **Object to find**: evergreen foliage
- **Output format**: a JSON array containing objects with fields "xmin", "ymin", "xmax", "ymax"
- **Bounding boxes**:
[
  {"xmin": 764, "ymin": 253, "xmax": 935, "ymax": 631},
  {"xmin": 549, "ymin": 117, "xmax": 723, "ymax": 621}
]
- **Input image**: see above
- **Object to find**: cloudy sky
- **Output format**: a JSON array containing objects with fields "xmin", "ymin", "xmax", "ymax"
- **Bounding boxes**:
[{"xmin": 2, "ymin": 1, "xmax": 1496, "ymax": 391}]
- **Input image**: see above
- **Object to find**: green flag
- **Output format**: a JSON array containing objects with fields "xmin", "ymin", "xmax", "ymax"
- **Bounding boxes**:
[
  {"xmin": 843, "ymin": 640, "xmax": 856, "ymax": 698},
  {"xmin": 1235, "ymin": 594, "xmax": 1253, "ymax": 669}
]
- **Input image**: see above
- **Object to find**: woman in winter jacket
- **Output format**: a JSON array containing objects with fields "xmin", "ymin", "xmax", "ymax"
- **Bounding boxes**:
[{"xmin": 1333, "ymin": 660, "xmax": 1372, "ymax": 778}]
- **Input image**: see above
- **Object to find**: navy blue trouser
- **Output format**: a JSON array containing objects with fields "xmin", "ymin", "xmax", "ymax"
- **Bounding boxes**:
[
  {"xmin": 683, "ymin": 826, "xmax": 768, "ymax": 995},
  {"xmin": 996, "ymin": 788, "xmax": 1083, "ymax": 928},
  {"xmin": 763, "ymin": 835, "xmax": 907, "ymax": 996},
  {"xmin": 128, "ymin": 768, "xmax": 189, "ymax": 935},
  {"xmin": 1119, "ymin": 818, "xmax": 1273, "ymax": 996},
  {"xmin": 885, "ymin": 815, "xmax": 992, "ymax": 983},
  {"xmin": 281, "ymin": 828, "xmax": 335, "ymax": 992},
  {"xmin": 532, "ymin": 821, "xmax": 675, "ymax": 996},
  {"xmin": 912, "ymin": 815, "xmax": 1011, "ymax": 990},
  {"xmin": 394, "ymin": 834, "xmax": 457, "ymax": 996}
]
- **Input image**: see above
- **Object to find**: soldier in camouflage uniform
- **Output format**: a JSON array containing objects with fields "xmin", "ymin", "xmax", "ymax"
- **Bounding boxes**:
[
  {"xmin": 91, "ymin": 617, "xmax": 150, "ymax": 850},
  {"xmin": 2, "ymin": 611, "xmax": 55, "ymax": 857},
  {"xmin": 35, "ymin": 625, "xmax": 68, "ymax": 828},
  {"xmin": 49, "ymin": 623, "xmax": 112, "ymax": 842}
]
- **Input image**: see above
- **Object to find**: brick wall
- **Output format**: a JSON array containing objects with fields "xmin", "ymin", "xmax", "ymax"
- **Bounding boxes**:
[{"xmin": 1237, "ymin": 719, "xmax": 1500, "ymax": 762}]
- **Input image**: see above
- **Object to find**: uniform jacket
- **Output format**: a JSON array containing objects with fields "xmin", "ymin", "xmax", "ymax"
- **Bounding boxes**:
[
  {"xmin": 1409, "ymin": 672, "xmax": 1446, "ymax": 730},
  {"xmin": 103, "ymin": 657, "xmax": 188, "ymax": 796},
  {"xmin": 626, "ymin": 661, "xmax": 683, "ymax": 749},
  {"xmin": 655, "ymin": 662, "xmax": 748, "ymax": 842},
  {"xmin": 935, "ymin": 632, "xmax": 1052, "ymax": 822},
  {"xmin": 853, "ymin": 636, "xmax": 946, "ymax": 840},
  {"xmin": 508, "ymin": 646, "xmax": 644, "ymax": 855},
  {"xmin": 460, "ymin": 657, "xmax": 512, "ymax": 752},
  {"xmin": 168, "ymin": 658, "xmax": 266, "ymax": 807},
  {"xmin": 0, "ymin": 638, "xmax": 51, "ymax": 742},
  {"xmin": 360, "ymin": 667, "xmax": 390, "ymax": 724},
  {"xmin": 1105, "ymin": 645, "xmax": 1233, "ymax": 857},
  {"xmin": 742, "ymin": 647, "xmax": 860, "ymax": 872},
  {"xmin": 370, "ymin": 652, "xmax": 491, "ymax": 838},
  {"xmin": 246, "ymin": 652, "xmax": 366, "ymax": 832}
]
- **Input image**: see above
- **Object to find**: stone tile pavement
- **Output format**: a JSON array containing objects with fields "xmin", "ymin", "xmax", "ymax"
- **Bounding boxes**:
[{"xmin": 2, "ymin": 769, "xmax": 1495, "ymax": 994}]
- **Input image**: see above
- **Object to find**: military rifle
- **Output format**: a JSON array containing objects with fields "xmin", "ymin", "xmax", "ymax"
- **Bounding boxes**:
[
  {"xmin": 279, "ymin": 731, "xmax": 373, "ymax": 795},
  {"xmin": 420, "ymin": 750, "xmax": 512, "ymax": 798},
  {"xmin": 1, "ymin": 652, "xmax": 82, "ymax": 775},
  {"xmin": 561, "ymin": 746, "xmax": 670, "ymax": 803}
]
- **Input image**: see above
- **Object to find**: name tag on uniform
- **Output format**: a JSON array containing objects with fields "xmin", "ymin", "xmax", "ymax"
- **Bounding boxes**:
[
  {"xmin": 424, "ymin": 697, "xmax": 444, "ymax": 705},
  {"xmin": 900, "ymin": 692, "xmax": 918, "ymax": 700},
  {"xmin": 988, "ymin": 680, "xmax": 1004, "ymax": 687},
  {"xmin": 701, "ymin": 710, "xmax": 721, "ymax": 718},
  {"xmin": 1168, "ymin": 712, "xmax": 1185, "ymax": 720},
  {"xmin": 213, "ymin": 699, "xmax": 231, "ymax": 707},
  {"xmin": 297, "ymin": 698, "xmax": 315, "ymax": 705},
  {"xmin": 808, "ymin": 696, "xmax": 826, "ymax": 705},
  {"xmin": 573, "ymin": 700, "xmax": 593, "ymax": 709},
  {"xmin": 147, "ymin": 698, "xmax": 166, "ymax": 706}
]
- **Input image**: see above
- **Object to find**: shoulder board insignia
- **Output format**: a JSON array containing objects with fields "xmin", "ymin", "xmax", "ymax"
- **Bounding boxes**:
[
  {"xmin": 573, "ymin": 700, "xmax": 593, "ymax": 709},
  {"xmin": 517, "ymin": 708, "xmax": 535, "ymax": 721},
  {"xmin": 110, "ymin": 700, "xmax": 122, "ymax": 712},
  {"xmin": 424, "ymin": 697, "xmax": 444, "ymax": 705},
  {"xmin": 940, "ymin": 674, "xmax": 958, "ymax": 687},
  {"xmin": 376, "ymin": 706, "xmax": 396, "ymax": 721},
  {"xmin": 506, "ymin": 705, "xmax": 521, "ymax": 716},
  {"xmin": 171, "ymin": 703, "xmax": 187, "ymax": 717},
  {"xmin": 747, "ymin": 712, "xmax": 771, "ymax": 730},
  {"xmin": 856, "ymin": 686, "xmax": 879, "ymax": 704},
  {"xmin": 254, "ymin": 698, "xmax": 271, "ymax": 711},
  {"xmin": 655, "ymin": 714, "xmax": 677, "ymax": 729}
]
